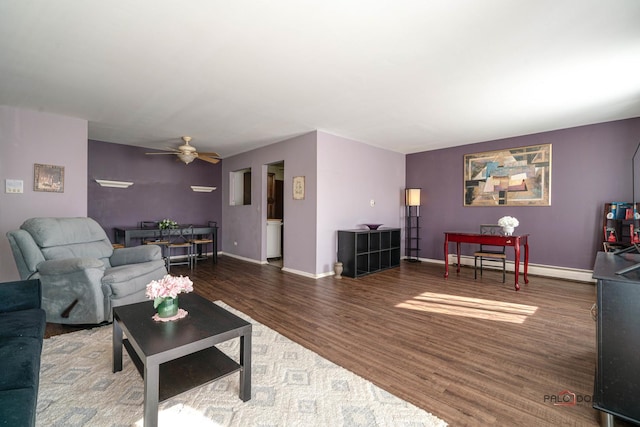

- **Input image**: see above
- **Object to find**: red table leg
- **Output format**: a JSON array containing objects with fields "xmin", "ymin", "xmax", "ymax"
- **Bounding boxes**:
[
  {"xmin": 513, "ymin": 239, "xmax": 521, "ymax": 291},
  {"xmin": 456, "ymin": 242, "xmax": 461, "ymax": 274},
  {"xmin": 524, "ymin": 239, "xmax": 529, "ymax": 284},
  {"xmin": 444, "ymin": 235, "xmax": 449, "ymax": 278}
]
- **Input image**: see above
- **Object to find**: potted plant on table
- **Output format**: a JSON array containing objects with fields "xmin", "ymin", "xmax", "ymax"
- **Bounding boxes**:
[{"xmin": 158, "ymin": 219, "xmax": 178, "ymax": 230}]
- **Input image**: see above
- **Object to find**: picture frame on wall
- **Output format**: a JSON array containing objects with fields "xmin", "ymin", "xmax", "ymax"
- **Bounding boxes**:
[
  {"xmin": 463, "ymin": 144, "xmax": 551, "ymax": 206},
  {"xmin": 293, "ymin": 176, "xmax": 305, "ymax": 200},
  {"xmin": 34, "ymin": 163, "xmax": 65, "ymax": 193}
]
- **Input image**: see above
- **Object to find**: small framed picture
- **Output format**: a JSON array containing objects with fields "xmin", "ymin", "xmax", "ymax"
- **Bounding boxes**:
[
  {"xmin": 34, "ymin": 163, "xmax": 64, "ymax": 193},
  {"xmin": 293, "ymin": 176, "xmax": 305, "ymax": 200}
]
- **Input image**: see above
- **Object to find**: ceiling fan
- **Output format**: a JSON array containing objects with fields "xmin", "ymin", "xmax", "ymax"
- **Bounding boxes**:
[{"xmin": 145, "ymin": 136, "xmax": 221, "ymax": 165}]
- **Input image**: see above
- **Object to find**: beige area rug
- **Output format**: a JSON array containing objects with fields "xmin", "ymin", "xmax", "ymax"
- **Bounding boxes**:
[{"xmin": 36, "ymin": 301, "xmax": 447, "ymax": 427}]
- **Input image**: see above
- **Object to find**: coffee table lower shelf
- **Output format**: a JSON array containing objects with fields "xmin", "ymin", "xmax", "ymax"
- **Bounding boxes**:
[{"xmin": 123, "ymin": 338, "xmax": 241, "ymax": 402}]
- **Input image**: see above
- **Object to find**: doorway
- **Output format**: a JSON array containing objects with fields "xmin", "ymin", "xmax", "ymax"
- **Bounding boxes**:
[{"xmin": 266, "ymin": 161, "xmax": 284, "ymax": 267}]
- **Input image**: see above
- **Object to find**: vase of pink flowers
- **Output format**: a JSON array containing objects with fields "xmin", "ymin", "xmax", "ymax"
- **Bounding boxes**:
[
  {"xmin": 145, "ymin": 275, "xmax": 193, "ymax": 318},
  {"xmin": 156, "ymin": 296, "xmax": 180, "ymax": 318}
]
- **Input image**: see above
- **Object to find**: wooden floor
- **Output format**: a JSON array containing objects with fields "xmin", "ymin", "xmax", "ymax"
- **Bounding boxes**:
[{"xmin": 48, "ymin": 256, "xmax": 608, "ymax": 426}]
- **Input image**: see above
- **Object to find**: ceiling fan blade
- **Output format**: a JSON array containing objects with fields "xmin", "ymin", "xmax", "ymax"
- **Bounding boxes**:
[
  {"xmin": 197, "ymin": 155, "xmax": 220, "ymax": 164},
  {"xmin": 145, "ymin": 152, "xmax": 178, "ymax": 155},
  {"xmin": 198, "ymin": 152, "xmax": 221, "ymax": 158}
]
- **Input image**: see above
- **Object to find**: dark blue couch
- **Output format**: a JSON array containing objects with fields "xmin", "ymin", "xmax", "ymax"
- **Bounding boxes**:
[{"xmin": 0, "ymin": 279, "xmax": 46, "ymax": 427}]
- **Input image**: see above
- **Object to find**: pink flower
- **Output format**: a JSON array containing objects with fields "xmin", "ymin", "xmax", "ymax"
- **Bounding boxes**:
[{"xmin": 145, "ymin": 275, "xmax": 194, "ymax": 300}]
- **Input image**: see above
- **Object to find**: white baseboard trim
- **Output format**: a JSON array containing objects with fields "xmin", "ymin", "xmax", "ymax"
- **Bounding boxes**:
[
  {"xmin": 221, "ymin": 252, "xmax": 267, "ymax": 265},
  {"xmin": 281, "ymin": 267, "xmax": 333, "ymax": 279},
  {"xmin": 221, "ymin": 253, "xmax": 594, "ymax": 283},
  {"xmin": 417, "ymin": 255, "xmax": 594, "ymax": 283},
  {"xmin": 220, "ymin": 252, "xmax": 335, "ymax": 279}
]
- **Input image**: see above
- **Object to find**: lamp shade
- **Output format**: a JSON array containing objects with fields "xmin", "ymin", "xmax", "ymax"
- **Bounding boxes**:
[{"xmin": 406, "ymin": 188, "xmax": 421, "ymax": 206}]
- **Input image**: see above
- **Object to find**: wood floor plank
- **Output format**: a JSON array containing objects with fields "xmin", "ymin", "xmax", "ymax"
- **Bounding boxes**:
[{"xmin": 46, "ymin": 256, "xmax": 618, "ymax": 426}]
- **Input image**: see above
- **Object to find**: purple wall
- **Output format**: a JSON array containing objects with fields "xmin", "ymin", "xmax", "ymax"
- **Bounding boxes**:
[
  {"xmin": 221, "ymin": 130, "xmax": 406, "ymax": 276},
  {"xmin": 221, "ymin": 132, "xmax": 318, "ymax": 273},
  {"xmin": 0, "ymin": 106, "xmax": 88, "ymax": 281},
  {"xmin": 407, "ymin": 117, "xmax": 640, "ymax": 270},
  {"xmin": 317, "ymin": 131, "xmax": 405, "ymax": 273},
  {"xmin": 88, "ymin": 140, "xmax": 222, "ymax": 242}
]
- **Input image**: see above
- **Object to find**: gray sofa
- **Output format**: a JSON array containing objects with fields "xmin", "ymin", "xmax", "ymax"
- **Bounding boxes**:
[
  {"xmin": 6, "ymin": 217, "xmax": 167, "ymax": 324},
  {"xmin": 0, "ymin": 279, "xmax": 45, "ymax": 427}
]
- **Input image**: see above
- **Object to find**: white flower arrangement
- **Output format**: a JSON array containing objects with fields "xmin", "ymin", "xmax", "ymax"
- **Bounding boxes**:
[
  {"xmin": 158, "ymin": 219, "xmax": 178, "ymax": 230},
  {"xmin": 498, "ymin": 216, "xmax": 519, "ymax": 228}
]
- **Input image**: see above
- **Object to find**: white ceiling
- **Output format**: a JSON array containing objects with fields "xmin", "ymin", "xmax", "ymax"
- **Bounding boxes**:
[{"xmin": 1, "ymin": 1, "xmax": 639, "ymax": 158}]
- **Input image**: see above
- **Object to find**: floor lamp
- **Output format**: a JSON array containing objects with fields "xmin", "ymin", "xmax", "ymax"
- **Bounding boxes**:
[{"xmin": 406, "ymin": 188, "xmax": 421, "ymax": 262}]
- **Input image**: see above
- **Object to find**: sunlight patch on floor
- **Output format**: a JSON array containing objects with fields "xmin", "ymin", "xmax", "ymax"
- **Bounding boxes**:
[
  {"xmin": 135, "ymin": 404, "xmax": 221, "ymax": 426},
  {"xmin": 396, "ymin": 292, "xmax": 538, "ymax": 324}
]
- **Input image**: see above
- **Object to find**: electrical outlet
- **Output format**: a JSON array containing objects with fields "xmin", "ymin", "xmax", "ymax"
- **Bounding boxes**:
[{"xmin": 370, "ymin": 199, "xmax": 375, "ymax": 207}]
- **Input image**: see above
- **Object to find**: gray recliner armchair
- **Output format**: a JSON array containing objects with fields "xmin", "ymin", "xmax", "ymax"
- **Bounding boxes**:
[{"xmin": 6, "ymin": 217, "xmax": 167, "ymax": 325}]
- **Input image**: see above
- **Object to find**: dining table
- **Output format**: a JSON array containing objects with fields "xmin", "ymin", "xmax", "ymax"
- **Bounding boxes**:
[{"xmin": 114, "ymin": 224, "xmax": 218, "ymax": 263}]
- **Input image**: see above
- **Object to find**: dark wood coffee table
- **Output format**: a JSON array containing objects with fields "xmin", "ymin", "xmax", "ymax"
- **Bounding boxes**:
[{"xmin": 112, "ymin": 293, "xmax": 251, "ymax": 427}]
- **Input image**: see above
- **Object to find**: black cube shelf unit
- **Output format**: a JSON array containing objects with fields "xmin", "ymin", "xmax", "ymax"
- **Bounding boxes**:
[{"xmin": 337, "ymin": 228, "xmax": 401, "ymax": 278}]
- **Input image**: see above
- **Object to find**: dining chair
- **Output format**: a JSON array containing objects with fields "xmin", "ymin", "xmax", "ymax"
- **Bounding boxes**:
[
  {"xmin": 166, "ymin": 225, "xmax": 194, "ymax": 272},
  {"xmin": 190, "ymin": 221, "xmax": 216, "ymax": 266},
  {"xmin": 473, "ymin": 224, "xmax": 507, "ymax": 283},
  {"xmin": 140, "ymin": 221, "xmax": 169, "ymax": 259}
]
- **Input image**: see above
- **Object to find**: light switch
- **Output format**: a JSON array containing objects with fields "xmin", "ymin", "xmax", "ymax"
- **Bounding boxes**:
[{"xmin": 5, "ymin": 179, "xmax": 23, "ymax": 193}]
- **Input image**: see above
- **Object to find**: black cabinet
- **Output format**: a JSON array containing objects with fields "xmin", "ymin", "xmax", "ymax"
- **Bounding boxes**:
[
  {"xmin": 592, "ymin": 252, "xmax": 640, "ymax": 426},
  {"xmin": 338, "ymin": 228, "xmax": 401, "ymax": 277}
]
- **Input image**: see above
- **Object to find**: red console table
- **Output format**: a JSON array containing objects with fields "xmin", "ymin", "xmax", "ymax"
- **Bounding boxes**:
[{"xmin": 444, "ymin": 232, "xmax": 529, "ymax": 291}]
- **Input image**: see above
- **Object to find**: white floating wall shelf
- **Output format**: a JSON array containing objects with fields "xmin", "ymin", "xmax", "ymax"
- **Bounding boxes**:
[
  {"xmin": 95, "ymin": 179, "xmax": 134, "ymax": 188},
  {"xmin": 191, "ymin": 186, "xmax": 217, "ymax": 192}
]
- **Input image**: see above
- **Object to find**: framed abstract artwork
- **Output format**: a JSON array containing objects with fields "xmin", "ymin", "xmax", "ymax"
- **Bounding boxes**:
[
  {"xmin": 34, "ymin": 163, "xmax": 65, "ymax": 193},
  {"xmin": 463, "ymin": 144, "xmax": 551, "ymax": 206}
]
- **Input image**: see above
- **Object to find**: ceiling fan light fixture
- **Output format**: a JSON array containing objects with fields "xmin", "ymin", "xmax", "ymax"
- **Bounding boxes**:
[{"xmin": 177, "ymin": 152, "xmax": 196, "ymax": 164}]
